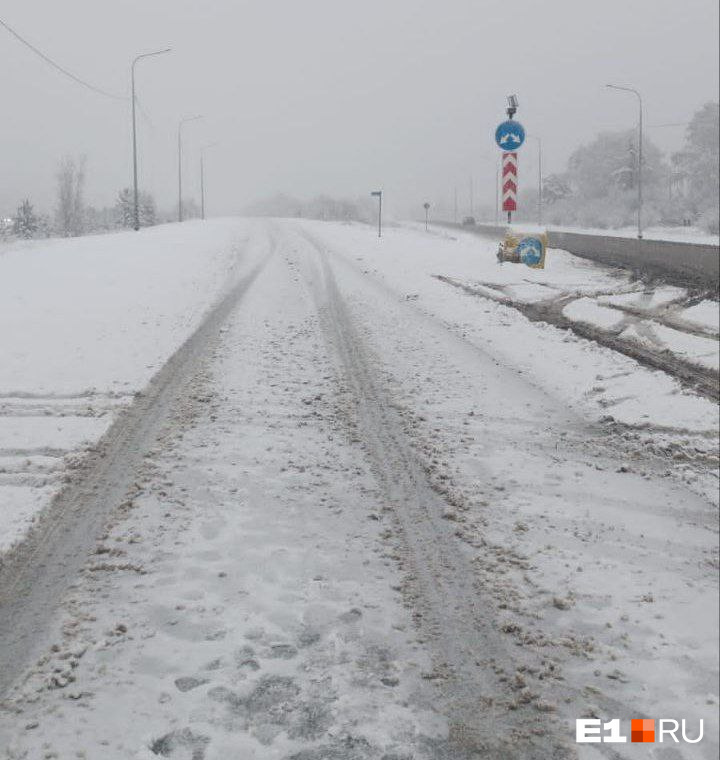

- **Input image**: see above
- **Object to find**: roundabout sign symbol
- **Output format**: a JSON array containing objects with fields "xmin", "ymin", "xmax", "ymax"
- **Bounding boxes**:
[
  {"xmin": 517, "ymin": 236, "xmax": 544, "ymax": 267},
  {"xmin": 495, "ymin": 120, "xmax": 526, "ymax": 151}
]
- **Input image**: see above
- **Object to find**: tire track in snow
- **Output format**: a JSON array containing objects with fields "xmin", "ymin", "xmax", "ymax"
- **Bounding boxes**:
[
  {"xmin": 292, "ymin": 228, "xmax": 576, "ymax": 760},
  {"xmin": 434, "ymin": 275, "xmax": 719, "ymax": 402},
  {"xmin": 0, "ymin": 242, "xmax": 272, "ymax": 698}
]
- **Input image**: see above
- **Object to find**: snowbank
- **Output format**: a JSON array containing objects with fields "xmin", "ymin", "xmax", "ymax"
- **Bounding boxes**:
[{"xmin": 0, "ymin": 219, "xmax": 252, "ymax": 554}]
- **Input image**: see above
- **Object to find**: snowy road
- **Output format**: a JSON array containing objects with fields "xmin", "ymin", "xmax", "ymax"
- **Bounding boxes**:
[{"xmin": 0, "ymin": 220, "xmax": 717, "ymax": 759}]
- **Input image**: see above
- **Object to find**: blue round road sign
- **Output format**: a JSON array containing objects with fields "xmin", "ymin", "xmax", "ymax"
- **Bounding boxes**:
[
  {"xmin": 495, "ymin": 120, "xmax": 525, "ymax": 151},
  {"xmin": 517, "ymin": 236, "xmax": 543, "ymax": 266}
]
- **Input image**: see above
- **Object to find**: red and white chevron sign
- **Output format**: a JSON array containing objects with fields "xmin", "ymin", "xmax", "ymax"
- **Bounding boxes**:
[{"xmin": 502, "ymin": 152, "xmax": 518, "ymax": 212}]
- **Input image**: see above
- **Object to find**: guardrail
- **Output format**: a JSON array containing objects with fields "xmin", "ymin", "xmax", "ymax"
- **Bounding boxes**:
[{"xmin": 438, "ymin": 222, "xmax": 720, "ymax": 291}]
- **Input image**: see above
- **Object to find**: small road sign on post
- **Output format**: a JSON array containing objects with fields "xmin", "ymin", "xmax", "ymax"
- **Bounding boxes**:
[
  {"xmin": 495, "ymin": 98, "xmax": 525, "ymax": 223},
  {"xmin": 495, "ymin": 120, "xmax": 526, "ymax": 151},
  {"xmin": 423, "ymin": 202, "xmax": 430, "ymax": 231},
  {"xmin": 502, "ymin": 152, "xmax": 518, "ymax": 218},
  {"xmin": 517, "ymin": 235, "xmax": 545, "ymax": 267},
  {"xmin": 370, "ymin": 190, "xmax": 382, "ymax": 238}
]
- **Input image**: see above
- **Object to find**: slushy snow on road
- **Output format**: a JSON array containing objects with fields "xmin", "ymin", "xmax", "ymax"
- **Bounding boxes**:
[{"xmin": 0, "ymin": 219, "xmax": 717, "ymax": 759}]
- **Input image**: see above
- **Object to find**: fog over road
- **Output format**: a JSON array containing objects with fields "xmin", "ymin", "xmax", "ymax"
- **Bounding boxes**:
[{"xmin": 0, "ymin": 220, "xmax": 717, "ymax": 759}]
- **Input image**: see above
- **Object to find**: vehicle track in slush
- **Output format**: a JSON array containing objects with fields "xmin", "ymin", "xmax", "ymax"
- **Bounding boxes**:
[
  {"xmin": 0, "ymin": 245, "xmax": 271, "ymax": 698},
  {"xmin": 290, "ymin": 227, "xmax": 578, "ymax": 760},
  {"xmin": 293, "ymin": 220, "xmax": 720, "ymax": 760}
]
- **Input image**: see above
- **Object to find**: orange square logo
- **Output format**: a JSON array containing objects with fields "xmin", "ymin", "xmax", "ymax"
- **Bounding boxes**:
[{"xmin": 631, "ymin": 719, "xmax": 655, "ymax": 743}]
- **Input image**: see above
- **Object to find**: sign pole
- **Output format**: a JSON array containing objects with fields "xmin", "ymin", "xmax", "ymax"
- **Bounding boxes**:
[
  {"xmin": 378, "ymin": 192, "xmax": 382, "ymax": 238},
  {"xmin": 370, "ymin": 190, "xmax": 382, "ymax": 238},
  {"xmin": 495, "ymin": 95, "xmax": 524, "ymax": 225},
  {"xmin": 502, "ymin": 152, "xmax": 518, "ymax": 223}
]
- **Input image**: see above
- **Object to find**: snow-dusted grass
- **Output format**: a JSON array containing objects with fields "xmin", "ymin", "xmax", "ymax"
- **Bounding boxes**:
[{"xmin": 0, "ymin": 220, "xmax": 250, "ymax": 395}]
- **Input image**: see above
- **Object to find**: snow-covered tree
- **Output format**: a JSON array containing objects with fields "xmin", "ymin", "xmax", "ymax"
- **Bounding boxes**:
[
  {"xmin": 542, "ymin": 174, "xmax": 572, "ymax": 205},
  {"xmin": 116, "ymin": 188, "xmax": 134, "ymax": 228},
  {"xmin": 116, "ymin": 189, "xmax": 157, "ymax": 228},
  {"xmin": 565, "ymin": 130, "xmax": 666, "ymax": 200},
  {"xmin": 85, "ymin": 205, "xmax": 116, "ymax": 233},
  {"xmin": 181, "ymin": 197, "xmax": 201, "ymax": 220},
  {"xmin": 13, "ymin": 199, "xmax": 39, "ymax": 238},
  {"xmin": 140, "ymin": 193, "xmax": 156, "ymax": 227},
  {"xmin": 55, "ymin": 155, "xmax": 86, "ymax": 237},
  {"xmin": 540, "ymin": 130, "xmax": 669, "ymax": 228},
  {"xmin": 36, "ymin": 214, "xmax": 52, "ymax": 238},
  {"xmin": 244, "ymin": 193, "xmax": 374, "ymax": 223},
  {"xmin": 672, "ymin": 102, "xmax": 719, "ymax": 232}
]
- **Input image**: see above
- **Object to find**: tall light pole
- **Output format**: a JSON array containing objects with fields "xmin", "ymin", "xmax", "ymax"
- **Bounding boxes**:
[
  {"xmin": 131, "ymin": 48, "xmax": 171, "ymax": 231},
  {"xmin": 527, "ymin": 135, "xmax": 543, "ymax": 225},
  {"xmin": 606, "ymin": 84, "xmax": 643, "ymax": 239},
  {"xmin": 200, "ymin": 142, "xmax": 219, "ymax": 221},
  {"xmin": 178, "ymin": 115, "xmax": 203, "ymax": 222},
  {"xmin": 423, "ymin": 202, "xmax": 430, "ymax": 231}
]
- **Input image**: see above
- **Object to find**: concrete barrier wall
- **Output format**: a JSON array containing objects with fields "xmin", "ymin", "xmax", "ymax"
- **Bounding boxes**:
[{"xmin": 438, "ymin": 223, "xmax": 720, "ymax": 290}]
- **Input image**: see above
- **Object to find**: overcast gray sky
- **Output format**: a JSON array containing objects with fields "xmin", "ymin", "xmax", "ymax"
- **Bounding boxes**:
[{"xmin": 2, "ymin": 0, "xmax": 718, "ymax": 218}]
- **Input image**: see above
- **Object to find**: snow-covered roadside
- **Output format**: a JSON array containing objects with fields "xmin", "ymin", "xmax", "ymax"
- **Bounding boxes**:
[
  {"xmin": 416, "ymin": 223, "xmax": 719, "ymax": 382},
  {"xmin": 0, "ymin": 220, "xmax": 254, "ymax": 556},
  {"xmin": 310, "ymin": 221, "xmax": 718, "ymax": 500},
  {"xmin": 424, "ymin": 223, "xmax": 719, "ymax": 349}
]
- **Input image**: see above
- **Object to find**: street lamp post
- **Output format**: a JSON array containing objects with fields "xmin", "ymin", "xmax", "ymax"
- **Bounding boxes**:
[
  {"xmin": 200, "ymin": 142, "xmax": 219, "ymax": 221},
  {"xmin": 423, "ymin": 202, "xmax": 430, "ymax": 231},
  {"xmin": 606, "ymin": 84, "xmax": 643, "ymax": 239},
  {"xmin": 178, "ymin": 115, "xmax": 203, "ymax": 222},
  {"xmin": 131, "ymin": 48, "xmax": 171, "ymax": 231},
  {"xmin": 370, "ymin": 190, "xmax": 382, "ymax": 238}
]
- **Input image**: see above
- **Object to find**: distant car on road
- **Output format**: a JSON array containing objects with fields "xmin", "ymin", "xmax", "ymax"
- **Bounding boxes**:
[{"xmin": 462, "ymin": 216, "xmax": 476, "ymax": 227}]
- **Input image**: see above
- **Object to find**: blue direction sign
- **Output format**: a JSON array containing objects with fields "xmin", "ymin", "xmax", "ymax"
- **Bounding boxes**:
[
  {"xmin": 517, "ymin": 236, "xmax": 543, "ymax": 266},
  {"xmin": 495, "ymin": 120, "xmax": 526, "ymax": 151}
]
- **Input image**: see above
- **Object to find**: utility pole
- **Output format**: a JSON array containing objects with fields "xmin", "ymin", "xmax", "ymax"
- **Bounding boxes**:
[
  {"xmin": 178, "ymin": 115, "xmax": 203, "ymax": 222},
  {"xmin": 423, "ymin": 202, "xmax": 430, "ymax": 231},
  {"xmin": 606, "ymin": 84, "xmax": 643, "ymax": 239},
  {"xmin": 370, "ymin": 190, "xmax": 382, "ymax": 238},
  {"xmin": 131, "ymin": 48, "xmax": 171, "ymax": 231}
]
